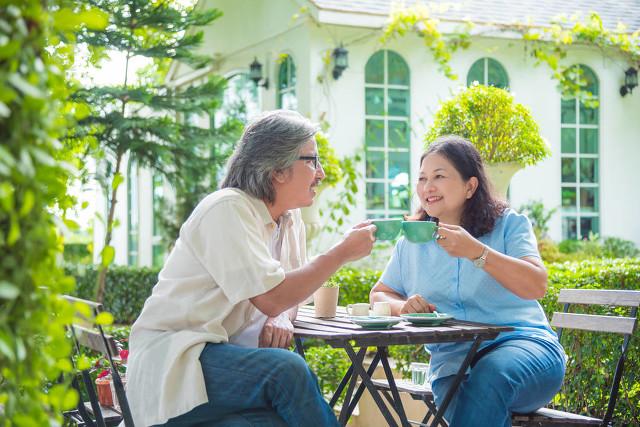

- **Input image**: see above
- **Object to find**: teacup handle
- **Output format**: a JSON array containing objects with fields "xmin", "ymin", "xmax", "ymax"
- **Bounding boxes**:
[{"xmin": 346, "ymin": 304, "xmax": 353, "ymax": 315}]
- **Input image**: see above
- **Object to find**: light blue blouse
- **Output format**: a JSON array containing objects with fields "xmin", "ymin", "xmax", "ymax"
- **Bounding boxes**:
[{"xmin": 380, "ymin": 209, "xmax": 564, "ymax": 382}]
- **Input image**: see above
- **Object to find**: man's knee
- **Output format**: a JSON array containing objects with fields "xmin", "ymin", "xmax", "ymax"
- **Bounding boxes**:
[{"xmin": 266, "ymin": 349, "xmax": 313, "ymax": 381}]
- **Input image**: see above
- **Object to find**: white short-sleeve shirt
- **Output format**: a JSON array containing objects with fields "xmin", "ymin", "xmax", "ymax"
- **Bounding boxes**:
[{"xmin": 126, "ymin": 188, "xmax": 307, "ymax": 426}]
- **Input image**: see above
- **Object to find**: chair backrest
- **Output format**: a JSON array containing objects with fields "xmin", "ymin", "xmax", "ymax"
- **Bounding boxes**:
[
  {"xmin": 550, "ymin": 289, "xmax": 640, "ymax": 427},
  {"xmin": 63, "ymin": 295, "xmax": 135, "ymax": 427}
]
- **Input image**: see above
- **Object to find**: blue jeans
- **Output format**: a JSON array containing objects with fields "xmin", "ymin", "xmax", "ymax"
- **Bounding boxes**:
[
  {"xmin": 157, "ymin": 343, "xmax": 339, "ymax": 427},
  {"xmin": 431, "ymin": 338, "xmax": 566, "ymax": 427}
]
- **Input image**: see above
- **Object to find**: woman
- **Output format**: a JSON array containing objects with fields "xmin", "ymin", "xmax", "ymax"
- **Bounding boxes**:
[
  {"xmin": 127, "ymin": 110, "xmax": 376, "ymax": 426},
  {"xmin": 370, "ymin": 136, "xmax": 566, "ymax": 427}
]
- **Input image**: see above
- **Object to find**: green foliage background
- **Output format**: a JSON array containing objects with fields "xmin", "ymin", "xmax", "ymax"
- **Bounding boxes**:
[{"xmin": 0, "ymin": 1, "xmax": 88, "ymax": 424}]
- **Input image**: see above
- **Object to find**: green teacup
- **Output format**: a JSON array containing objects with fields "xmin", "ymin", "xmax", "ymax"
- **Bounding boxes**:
[
  {"xmin": 371, "ymin": 218, "xmax": 402, "ymax": 241},
  {"xmin": 402, "ymin": 220, "xmax": 438, "ymax": 243}
]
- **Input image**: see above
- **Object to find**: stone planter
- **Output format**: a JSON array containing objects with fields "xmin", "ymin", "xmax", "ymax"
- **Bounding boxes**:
[{"xmin": 485, "ymin": 161, "xmax": 523, "ymax": 199}]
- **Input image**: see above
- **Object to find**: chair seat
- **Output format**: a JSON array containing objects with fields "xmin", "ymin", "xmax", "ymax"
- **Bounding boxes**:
[
  {"xmin": 372, "ymin": 378, "xmax": 433, "ymax": 398},
  {"xmin": 373, "ymin": 379, "xmax": 602, "ymax": 426},
  {"xmin": 513, "ymin": 407, "xmax": 602, "ymax": 426},
  {"xmin": 84, "ymin": 401, "xmax": 123, "ymax": 426}
]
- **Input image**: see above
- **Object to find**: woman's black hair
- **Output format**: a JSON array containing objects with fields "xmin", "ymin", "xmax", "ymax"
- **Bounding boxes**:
[{"xmin": 413, "ymin": 135, "xmax": 508, "ymax": 237}]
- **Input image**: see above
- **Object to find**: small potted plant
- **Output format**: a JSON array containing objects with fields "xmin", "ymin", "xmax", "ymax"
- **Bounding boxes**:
[
  {"xmin": 313, "ymin": 278, "xmax": 340, "ymax": 318},
  {"xmin": 425, "ymin": 83, "xmax": 551, "ymax": 197},
  {"xmin": 95, "ymin": 368, "xmax": 114, "ymax": 407}
]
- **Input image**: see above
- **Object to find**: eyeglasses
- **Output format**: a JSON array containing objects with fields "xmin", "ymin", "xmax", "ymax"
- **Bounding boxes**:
[{"xmin": 298, "ymin": 155, "xmax": 322, "ymax": 170}]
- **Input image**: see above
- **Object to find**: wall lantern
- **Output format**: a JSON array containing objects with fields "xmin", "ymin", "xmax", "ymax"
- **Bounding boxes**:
[
  {"xmin": 620, "ymin": 67, "xmax": 638, "ymax": 97},
  {"xmin": 249, "ymin": 57, "xmax": 269, "ymax": 89},
  {"xmin": 332, "ymin": 46, "xmax": 349, "ymax": 80}
]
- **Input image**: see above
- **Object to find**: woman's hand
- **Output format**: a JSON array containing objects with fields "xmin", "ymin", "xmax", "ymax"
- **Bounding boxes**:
[
  {"xmin": 259, "ymin": 312, "xmax": 293, "ymax": 348},
  {"xmin": 435, "ymin": 223, "xmax": 485, "ymax": 260},
  {"xmin": 399, "ymin": 294, "xmax": 436, "ymax": 314}
]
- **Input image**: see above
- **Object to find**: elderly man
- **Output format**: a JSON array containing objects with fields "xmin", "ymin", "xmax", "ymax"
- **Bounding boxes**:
[{"xmin": 126, "ymin": 110, "xmax": 376, "ymax": 426}]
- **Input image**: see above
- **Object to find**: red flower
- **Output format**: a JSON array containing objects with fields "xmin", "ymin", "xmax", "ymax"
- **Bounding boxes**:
[
  {"xmin": 119, "ymin": 349, "xmax": 129, "ymax": 362},
  {"xmin": 97, "ymin": 369, "xmax": 110, "ymax": 379}
]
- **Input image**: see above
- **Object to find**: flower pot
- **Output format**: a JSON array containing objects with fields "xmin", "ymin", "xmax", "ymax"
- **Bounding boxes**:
[
  {"xmin": 485, "ymin": 161, "xmax": 523, "ymax": 199},
  {"xmin": 313, "ymin": 287, "xmax": 339, "ymax": 318},
  {"xmin": 95, "ymin": 377, "xmax": 114, "ymax": 407}
]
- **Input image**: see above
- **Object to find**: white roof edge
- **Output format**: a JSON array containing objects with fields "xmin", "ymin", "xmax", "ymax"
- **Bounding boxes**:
[
  {"xmin": 316, "ymin": 9, "xmax": 388, "ymax": 28},
  {"xmin": 315, "ymin": 9, "xmax": 532, "ymax": 39},
  {"xmin": 166, "ymin": 65, "xmax": 214, "ymax": 88}
]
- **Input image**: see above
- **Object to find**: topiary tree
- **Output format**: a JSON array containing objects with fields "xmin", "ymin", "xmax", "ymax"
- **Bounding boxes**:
[{"xmin": 425, "ymin": 83, "xmax": 551, "ymax": 166}]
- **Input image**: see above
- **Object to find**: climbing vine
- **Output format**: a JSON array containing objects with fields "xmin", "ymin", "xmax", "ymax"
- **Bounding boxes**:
[{"xmin": 381, "ymin": 6, "xmax": 640, "ymax": 106}]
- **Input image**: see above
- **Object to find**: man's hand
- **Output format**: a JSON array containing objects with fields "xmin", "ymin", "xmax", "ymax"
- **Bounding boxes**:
[
  {"xmin": 400, "ymin": 294, "xmax": 436, "ymax": 314},
  {"xmin": 259, "ymin": 312, "xmax": 294, "ymax": 348}
]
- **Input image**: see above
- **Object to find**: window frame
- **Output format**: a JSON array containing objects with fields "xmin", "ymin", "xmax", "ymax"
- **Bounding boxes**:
[
  {"xmin": 364, "ymin": 50, "xmax": 412, "ymax": 218},
  {"xmin": 560, "ymin": 65, "xmax": 600, "ymax": 240}
]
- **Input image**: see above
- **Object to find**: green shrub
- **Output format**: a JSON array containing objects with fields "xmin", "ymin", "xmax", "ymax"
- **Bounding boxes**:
[
  {"xmin": 603, "ymin": 237, "xmax": 640, "ymax": 258},
  {"xmin": 67, "ymin": 265, "xmax": 160, "ymax": 324},
  {"xmin": 304, "ymin": 345, "xmax": 351, "ymax": 403}
]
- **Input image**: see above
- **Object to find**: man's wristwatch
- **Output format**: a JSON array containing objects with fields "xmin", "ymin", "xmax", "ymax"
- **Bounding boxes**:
[{"xmin": 472, "ymin": 245, "xmax": 489, "ymax": 268}]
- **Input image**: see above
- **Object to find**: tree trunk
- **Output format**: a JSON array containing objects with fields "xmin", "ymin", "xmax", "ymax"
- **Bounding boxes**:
[{"xmin": 95, "ymin": 153, "xmax": 123, "ymax": 303}]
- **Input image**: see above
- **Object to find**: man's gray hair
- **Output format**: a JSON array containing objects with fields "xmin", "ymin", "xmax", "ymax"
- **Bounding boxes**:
[{"xmin": 220, "ymin": 110, "xmax": 319, "ymax": 203}]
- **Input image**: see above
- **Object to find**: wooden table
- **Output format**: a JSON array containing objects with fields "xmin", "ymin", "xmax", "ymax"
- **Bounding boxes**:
[{"xmin": 293, "ymin": 306, "xmax": 513, "ymax": 427}]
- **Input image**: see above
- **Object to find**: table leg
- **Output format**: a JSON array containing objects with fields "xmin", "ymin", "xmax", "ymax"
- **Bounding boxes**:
[
  {"xmin": 379, "ymin": 346, "xmax": 410, "ymax": 427},
  {"xmin": 329, "ymin": 364, "xmax": 353, "ymax": 408},
  {"xmin": 430, "ymin": 335, "xmax": 484, "ymax": 427},
  {"xmin": 345, "ymin": 351, "xmax": 381, "ymax": 417},
  {"xmin": 294, "ymin": 337, "xmax": 305, "ymax": 359},
  {"xmin": 338, "ymin": 347, "xmax": 367, "ymax": 426},
  {"xmin": 343, "ymin": 344, "xmax": 399, "ymax": 427}
]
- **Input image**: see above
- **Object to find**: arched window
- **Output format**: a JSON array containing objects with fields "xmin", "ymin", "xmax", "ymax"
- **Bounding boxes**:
[
  {"xmin": 127, "ymin": 158, "xmax": 139, "ymax": 266},
  {"xmin": 467, "ymin": 58, "xmax": 509, "ymax": 89},
  {"xmin": 560, "ymin": 65, "xmax": 599, "ymax": 239},
  {"xmin": 277, "ymin": 54, "xmax": 297, "ymax": 110},
  {"xmin": 364, "ymin": 50, "xmax": 411, "ymax": 218},
  {"xmin": 214, "ymin": 72, "xmax": 260, "ymax": 126}
]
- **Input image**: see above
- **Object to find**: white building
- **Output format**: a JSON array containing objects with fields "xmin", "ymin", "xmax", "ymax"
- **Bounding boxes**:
[{"xmin": 97, "ymin": 0, "xmax": 640, "ymax": 266}]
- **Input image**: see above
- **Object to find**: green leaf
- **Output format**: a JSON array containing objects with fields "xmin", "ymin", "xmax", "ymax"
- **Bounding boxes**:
[
  {"xmin": 18, "ymin": 190, "xmax": 34, "ymax": 217},
  {"xmin": 95, "ymin": 311, "xmax": 114, "ymax": 326},
  {"xmin": 112, "ymin": 173, "xmax": 124, "ymax": 191},
  {"xmin": 63, "ymin": 218, "xmax": 80, "ymax": 230},
  {"xmin": 0, "ymin": 281, "xmax": 19, "ymax": 299},
  {"xmin": 79, "ymin": 9, "xmax": 110, "ymax": 30},
  {"xmin": 62, "ymin": 388, "xmax": 79, "ymax": 410},
  {"xmin": 0, "ymin": 331, "xmax": 15, "ymax": 362},
  {"xmin": 101, "ymin": 245, "xmax": 115, "ymax": 267},
  {"xmin": 7, "ymin": 215, "xmax": 20, "ymax": 246}
]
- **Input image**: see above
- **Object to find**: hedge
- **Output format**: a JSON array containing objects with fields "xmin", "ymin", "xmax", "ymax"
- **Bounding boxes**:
[{"xmin": 68, "ymin": 258, "xmax": 640, "ymax": 423}]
